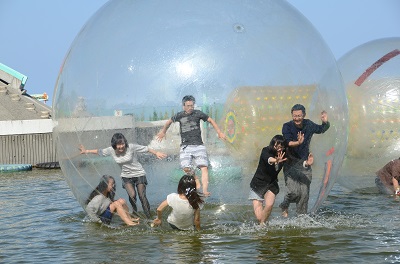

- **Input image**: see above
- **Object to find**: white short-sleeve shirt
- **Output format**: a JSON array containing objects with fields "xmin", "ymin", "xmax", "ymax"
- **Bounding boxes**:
[{"xmin": 166, "ymin": 193, "xmax": 196, "ymax": 230}]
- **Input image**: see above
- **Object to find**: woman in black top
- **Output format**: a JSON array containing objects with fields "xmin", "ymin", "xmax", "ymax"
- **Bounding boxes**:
[{"xmin": 249, "ymin": 135, "xmax": 286, "ymax": 225}]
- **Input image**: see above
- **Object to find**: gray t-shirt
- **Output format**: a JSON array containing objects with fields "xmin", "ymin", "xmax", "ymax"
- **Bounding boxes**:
[
  {"xmin": 86, "ymin": 194, "xmax": 111, "ymax": 222},
  {"xmin": 99, "ymin": 143, "xmax": 148, "ymax": 178},
  {"xmin": 171, "ymin": 110, "xmax": 209, "ymax": 146}
]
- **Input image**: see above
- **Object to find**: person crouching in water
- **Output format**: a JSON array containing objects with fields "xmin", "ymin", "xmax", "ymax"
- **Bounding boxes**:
[
  {"xmin": 249, "ymin": 135, "xmax": 287, "ymax": 225},
  {"xmin": 375, "ymin": 158, "xmax": 400, "ymax": 196},
  {"xmin": 152, "ymin": 175, "xmax": 204, "ymax": 231},
  {"xmin": 86, "ymin": 175, "xmax": 139, "ymax": 226}
]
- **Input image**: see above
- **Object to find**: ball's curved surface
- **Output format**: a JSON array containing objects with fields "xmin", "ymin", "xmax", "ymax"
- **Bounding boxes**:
[
  {"xmin": 337, "ymin": 37, "xmax": 400, "ymax": 191},
  {"xmin": 53, "ymin": 0, "xmax": 347, "ymax": 214}
]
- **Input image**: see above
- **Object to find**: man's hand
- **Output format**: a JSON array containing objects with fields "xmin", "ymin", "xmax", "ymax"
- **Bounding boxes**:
[
  {"xmin": 297, "ymin": 131, "xmax": 304, "ymax": 145},
  {"xmin": 218, "ymin": 131, "xmax": 227, "ymax": 141},
  {"xmin": 321, "ymin": 110, "xmax": 328, "ymax": 123},
  {"xmin": 306, "ymin": 153, "xmax": 314, "ymax": 166}
]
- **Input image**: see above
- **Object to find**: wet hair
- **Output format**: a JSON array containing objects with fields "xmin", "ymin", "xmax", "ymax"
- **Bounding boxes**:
[
  {"xmin": 111, "ymin": 133, "xmax": 129, "ymax": 150},
  {"xmin": 86, "ymin": 175, "xmax": 116, "ymax": 204},
  {"xmin": 182, "ymin": 95, "xmax": 196, "ymax": 106},
  {"xmin": 269, "ymin": 135, "xmax": 285, "ymax": 156},
  {"xmin": 177, "ymin": 175, "xmax": 203, "ymax": 210},
  {"xmin": 291, "ymin": 104, "xmax": 306, "ymax": 116}
]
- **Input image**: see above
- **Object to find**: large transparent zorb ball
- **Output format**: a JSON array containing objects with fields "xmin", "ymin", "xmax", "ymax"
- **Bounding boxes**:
[
  {"xmin": 337, "ymin": 38, "xmax": 400, "ymax": 191},
  {"xmin": 53, "ymin": 0, "xmax": 347, "ymax": 213}
]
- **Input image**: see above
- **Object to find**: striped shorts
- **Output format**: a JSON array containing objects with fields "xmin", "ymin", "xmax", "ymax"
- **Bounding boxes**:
[{"xmin": 180, "ymin": 145, "xmax": 208, "ymax": 169}]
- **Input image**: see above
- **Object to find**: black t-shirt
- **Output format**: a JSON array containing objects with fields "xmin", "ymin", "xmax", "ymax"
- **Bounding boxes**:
[
  {"xmin": 250, "ymin": 146, "xmax": 283, "ymax": 196},
  {"xmin": 171, "ymin": 110, "xmax": 209, "ymax": 146},
  {"xmin": 282, "ymin": 119, "xmax": 330, "ymax": 160}
]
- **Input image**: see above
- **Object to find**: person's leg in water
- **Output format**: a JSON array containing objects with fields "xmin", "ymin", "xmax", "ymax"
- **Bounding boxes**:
[
  {"xmin": 180, "ymin": 145, "xmax": 205, "ymax": 193},
  {"xmin": 193, "ymin": 145, "xmax": 210, "ymax": 196},
  {"xmin": 296, "ymin": 183, "xmax": 309, "ymax": 215},
  {"xmin": 279, "ymin": 175, "xmax": 290, "ymax": 218},
  {"xmin": 279, "ymin": 164, "xmax": 301, "ymax": 217},
  {"xmin": 199, "ymin": 166, "xmax": 210, "ymax": 196},
  {"xmin": 110, "ymin": 198, "xmax": 139, "ymax": 226},
  {"xmin": 122, "ymin": 178, "xmax": 139, "ymax": 217},
  {"xmin": 296, "ymin": 168, "xmax": 312, "ymax": 215},
  {"xmin": 252, "ymin": 190, "xmax": 276, "ymax": 225},
  {"xmin": 279, "ymin": 177, "xmax": 296, "ymax": 217},
  {"xmin": 137, "ymin": 182, "xmax": 151, "ymax": 218}
]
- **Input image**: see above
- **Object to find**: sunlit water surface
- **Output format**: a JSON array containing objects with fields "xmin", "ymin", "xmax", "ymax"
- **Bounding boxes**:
[{"xmin": 1, "ymin": 169, "xmax": 400, "ymax": 263}]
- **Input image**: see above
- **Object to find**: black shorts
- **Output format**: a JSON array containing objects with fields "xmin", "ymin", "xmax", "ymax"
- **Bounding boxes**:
[
  {"xmin": 122, "ymin": 176, "xmax": 148, "ymax": 188},
  {"xmin": 251, "ymin": 180, "xmax": 280, "ymax": 197}
]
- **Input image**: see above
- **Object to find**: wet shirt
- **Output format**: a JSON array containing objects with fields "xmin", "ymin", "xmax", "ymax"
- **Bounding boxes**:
[
  {"xmin": 86, "ymin": 194, "xmax": 111, "ymax": 222},
  {"xmin": 282, "ymin": 119, "xmax": 330, "ymax": 160},
  {"xmin": 99, "ymin": 143, "xmax": 148, "ymax": 178},
  {"xmin": 171, "ymin": 110, "xmax": 209, "ymax": 146},
  {"xmin": 250, "ymin": 146, "xmax": 283, "ymax": 197},
  {"xmin": 376, "ymin": 159, "xmax": 400, "ymax": 186},
  {"xmin": 166, "ymin": 193, "xmax": 196, "ymax": 230}
]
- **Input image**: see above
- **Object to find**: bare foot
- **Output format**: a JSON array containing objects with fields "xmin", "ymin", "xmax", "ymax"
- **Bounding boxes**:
[
  {"xmin": 281, "ymin": 208, "xmax": 288, "ymax": 218},
  {"xmin": 131, "ymin": 217, "xmax": 140, "ymax": 222},
  {"xmin": 203, "ymin": 191, "xmax": 211, "ymax": 197},
  {"xmin": 259, "ymin": 222, "xmax": 267, "ymax": 227}
]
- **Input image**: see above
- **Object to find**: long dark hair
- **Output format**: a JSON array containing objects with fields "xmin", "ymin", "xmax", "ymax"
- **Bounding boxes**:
[
  {"xmin": 111, "ymin": 133, "xmax": 129, "ymax": 150},
  {"xmin": 85, "ymin": 175, "xmax": 116, "ymax": 204},
  {"xmin": 177, "ymin": 175, "xmax": 203, "ymax": 210}
]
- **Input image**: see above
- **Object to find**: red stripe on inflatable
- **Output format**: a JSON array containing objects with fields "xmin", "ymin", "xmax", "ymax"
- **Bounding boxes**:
[
  {"xmin": 325, "ymin": 147, "xmax": 334, "ymax": 156},
  {"xmin": 312, "ymin": 159, "xmax": 333, "ymax": 212},
  {"xmin": 354, "ymin": 49, "xmax": 400, "ymax": 86}
]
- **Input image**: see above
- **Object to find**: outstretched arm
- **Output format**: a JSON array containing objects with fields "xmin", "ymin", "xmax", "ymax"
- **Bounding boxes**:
[
  {"xmin": 207, "ymin": 117, "xmax": 226, "ymax": 140},
  {"xmin": 148, "ymin": 148, "xmax": 167, "ymax": 159},
  {"xmin": 153, "ymin": 199, "xmax": 169, "ymax": 227},
  {"xmin": 79, "ymin": 144, "xmax": 99, "ymax": 155},
  {"xmin": 156, "ymin": 119, "xmax": 173, "ymax": 142}
]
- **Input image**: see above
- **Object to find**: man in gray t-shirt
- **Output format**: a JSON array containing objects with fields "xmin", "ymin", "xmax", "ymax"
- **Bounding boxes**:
[{"xmin": 157, "ymin": 95, "xmax": 226, "ymax": 196}]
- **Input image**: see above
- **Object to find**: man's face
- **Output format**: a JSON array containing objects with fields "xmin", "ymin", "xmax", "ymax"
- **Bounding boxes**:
[
  {"xmin": 292, "ymin": 110, "xmax": 304, "ymax": 127},
  {"xmin": 183, "ymin": 100, "xmax": 195, "ymax": 114}
]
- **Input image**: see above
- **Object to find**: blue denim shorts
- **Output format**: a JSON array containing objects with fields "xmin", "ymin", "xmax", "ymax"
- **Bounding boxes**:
[{"xmin": 100, "ymin": 206, "xmax": 113, "ymax": 224}]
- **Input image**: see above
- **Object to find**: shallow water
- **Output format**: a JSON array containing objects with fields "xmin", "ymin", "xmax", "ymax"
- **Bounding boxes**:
[{"xmin": 1, "ymin": 169, "xmax": 400, "ymax": 263}]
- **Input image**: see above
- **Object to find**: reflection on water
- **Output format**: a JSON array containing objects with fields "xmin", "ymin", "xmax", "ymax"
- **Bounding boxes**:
[{"xmin": 1, "ymin": 169, "xmax": 400, "ymax": 263}]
